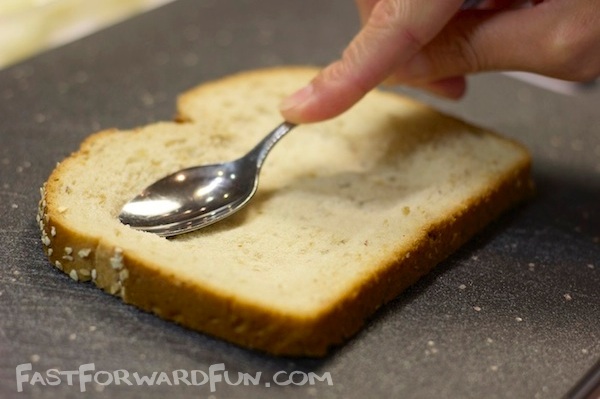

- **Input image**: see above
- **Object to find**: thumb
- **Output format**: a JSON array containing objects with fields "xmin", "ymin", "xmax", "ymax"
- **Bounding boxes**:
[{"xmin": 280, "ymin": 0, "xmax": 465, "ymax": 123}]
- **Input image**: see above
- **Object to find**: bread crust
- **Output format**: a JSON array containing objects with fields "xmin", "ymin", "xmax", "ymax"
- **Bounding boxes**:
[{"xmin": 38, "ymin": 66, "xmax": 533, "ymax": 357}]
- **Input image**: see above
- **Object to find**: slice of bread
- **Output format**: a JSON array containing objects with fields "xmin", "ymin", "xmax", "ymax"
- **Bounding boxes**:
[{"xmin": 38, "ymin": 66, "xmax": 532, "ymax": 356}]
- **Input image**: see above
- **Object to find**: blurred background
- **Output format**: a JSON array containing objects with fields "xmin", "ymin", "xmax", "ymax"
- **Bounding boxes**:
[
  {"xmin": 1, "ymin": 0, "xmax": 594, "ymax": 95},
  {"xmin": 0, "ymin": 0, "xmax": 175, "ymax": 69}
]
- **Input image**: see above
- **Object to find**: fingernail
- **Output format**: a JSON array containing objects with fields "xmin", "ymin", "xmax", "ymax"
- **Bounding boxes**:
[{"xmin": 279, "ymin": 83, "xmax": 314, "ymax": 112}]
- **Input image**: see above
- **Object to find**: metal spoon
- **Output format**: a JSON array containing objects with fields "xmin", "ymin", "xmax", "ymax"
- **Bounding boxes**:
[{"xmin": 119, "ymin": 122, "xmax": 295, "ymax": 237}]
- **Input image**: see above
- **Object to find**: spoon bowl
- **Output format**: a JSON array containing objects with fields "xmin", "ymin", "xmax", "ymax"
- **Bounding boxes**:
[{"xmin": 119, "ymin": 122, "xmax": 295, "ymax": 236}]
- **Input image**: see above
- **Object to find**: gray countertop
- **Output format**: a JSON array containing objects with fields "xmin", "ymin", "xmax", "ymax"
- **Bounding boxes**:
[{"xmin": 1, "ymin": 1, "xmax": 598, "ymax": 398}]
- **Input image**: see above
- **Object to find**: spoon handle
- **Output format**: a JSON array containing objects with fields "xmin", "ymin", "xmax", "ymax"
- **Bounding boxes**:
[{"xmin": 248, "ymin": 121, "xmax": 296, "ymax": 169}]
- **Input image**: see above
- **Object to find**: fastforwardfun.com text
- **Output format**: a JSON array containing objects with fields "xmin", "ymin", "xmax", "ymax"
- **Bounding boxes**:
[{"xmin": 16, "ymin": 362, "xmax": 333, "ymax": 393}]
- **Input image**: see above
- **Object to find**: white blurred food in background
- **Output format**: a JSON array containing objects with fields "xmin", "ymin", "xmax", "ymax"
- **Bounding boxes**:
[{"xmin": 0, "ymin": 0, "xmax": 175, "ymax": 69}]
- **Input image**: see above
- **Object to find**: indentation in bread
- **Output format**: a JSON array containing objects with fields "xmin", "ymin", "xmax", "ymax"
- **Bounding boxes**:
[{"xmin": 38, "ymin": 66, "xmax": 533, "ymax": 356}]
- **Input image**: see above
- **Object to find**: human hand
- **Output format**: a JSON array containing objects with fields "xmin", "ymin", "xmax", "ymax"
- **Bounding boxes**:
[{"xmin": 280, "ymin": 0, "xmax": 600, "ymax": 124}]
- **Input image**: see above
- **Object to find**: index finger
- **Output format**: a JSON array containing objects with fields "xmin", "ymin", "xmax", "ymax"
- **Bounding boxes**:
[{"xmin": 280, "ymin": 0, "xmax": 466, "ymax": 123}]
